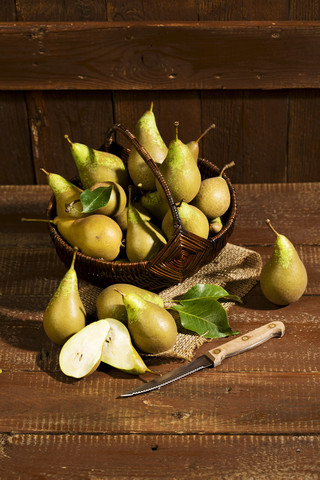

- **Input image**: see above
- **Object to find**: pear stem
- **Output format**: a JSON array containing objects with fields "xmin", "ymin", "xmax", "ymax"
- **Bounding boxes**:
[
  {"xmin": 21, "ymin": 217, "xmax": 54, "ymax": 224},
  {"xmin": 196, "ymin": 123, "xmax": 216, "ymax": 143},
  {"xmin": 65, "ymin": 199, "xmax": 81, "ymax": 214},
  {"xmin": 220, "ymin": 161, "xmax": 235, "ymax": 177},
  {"xmin": 71, "ymin": 248, "xmax": 78, "ymax": 269},
  {"xmin": 40, "ymin": 167, "xmax": 49, "ymax": 176},
  {"xmin": 113, "ymin": 287, "xmax": 125, "ymax": 297},
  {"xmin": 174, "ymin": 121, "xmax": 179, "ymax": 141},
  {"xmin": 265, "ymin": 218, "xmax": 279, "ymax": 237},
  {"xmin": 64, "ymin": 134, "xmax": 73, "ymax": 145},
  {"xmin": 149, "ymin": 101, "xmax": 154, "ymax": 113}
]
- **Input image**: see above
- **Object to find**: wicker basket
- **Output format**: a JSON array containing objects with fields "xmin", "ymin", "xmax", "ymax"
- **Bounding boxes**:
[{"xmin": 46, "ymin": 124, "xmax": 237, "ymax": 291}]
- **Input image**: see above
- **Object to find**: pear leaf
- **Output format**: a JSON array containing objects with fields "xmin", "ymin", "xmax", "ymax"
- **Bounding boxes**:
[
  {"xmin": 80, "ymin": 186, "xmax": 113, "ymax": 213},
  {"xmin": 181, "ymin": 283, "xmax": 242, "ymax": 304},
  {"xmin": 169, "ymin": 284, "xmax": 240, "ymax": 339}
]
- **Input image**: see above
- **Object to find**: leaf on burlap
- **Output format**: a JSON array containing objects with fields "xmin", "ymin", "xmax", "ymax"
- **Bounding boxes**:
[{"xmin": 170, "ymin": 284, "xmax": 240, "ymax": 339}]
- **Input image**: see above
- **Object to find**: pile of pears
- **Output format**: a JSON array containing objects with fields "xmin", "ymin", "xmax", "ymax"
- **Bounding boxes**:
[
  {"xmin": 43, "ymin": 249, "xmax": 178, "ymax": 379},
  {"xmin": 43, "ymin": 103, "xmax": 233, "ymax": 265}
]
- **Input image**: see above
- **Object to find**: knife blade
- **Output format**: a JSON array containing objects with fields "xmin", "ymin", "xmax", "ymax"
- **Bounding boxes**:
[{"xmin": 119, "ymin": 321, "xmax": 285, "ymax": 397}]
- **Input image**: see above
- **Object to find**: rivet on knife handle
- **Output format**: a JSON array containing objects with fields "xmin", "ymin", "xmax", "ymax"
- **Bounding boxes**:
[{"xmin": 206, "ymin": 321, "xmax": 285, "ymax": 367}]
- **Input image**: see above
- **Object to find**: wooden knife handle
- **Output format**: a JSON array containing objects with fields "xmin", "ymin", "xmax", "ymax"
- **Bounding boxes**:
[{"xmin": 206, "ymin": 321, "xmax": 285, "ymax": 367}]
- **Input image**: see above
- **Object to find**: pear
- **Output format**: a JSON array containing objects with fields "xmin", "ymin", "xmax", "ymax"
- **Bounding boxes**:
[
  {"xmin": 41, "ymin": 168, "xmax": 84, "ymax": 218},
  {"xmin": 156, "ymin": 122, "xmax": 202, "ymax": 203},
  {"xmin": 65, "ymin": 135, "xmax": 129, "ymax": 189},
  {"xmin": 128, "ymin": 102, "xmax": 168, "ymax": 191},
  {"xmin": 126, "ymin": 202, "xmax": 167, "ymax": 262},
  {"xmin": 192, "ymin": 161, "xmax": 235, "ymax": 219},
  {"xmin": 113, "ymin": 201, "xmax": 151, "ymax": 233},
  {"xmin": 101, "ymin": 318, "xmax": 152, "ymax": 375},
  {"xmin": 59, "ymin": 319, "xmax": 111, "ymax": 378},
  {"xmin": 186, "ymin": 123, "xmax": 216, "ymax": 162},
  {"xmin": 89, "ymin": 181, "xmax": 127, "ymax": 217},
  {"xmin": 113, "ymin": 206, "xmax": 128, "ymax": 232},
  {"xmin": 54, "ymin": 215, "xmax": 123, "ymax": 261},
  {"xmin": 260, "ymin": 219, "xmax": 308, "ymax": 305},
  {"xmin": 43, "ymin": 249, "xmax": 86, "ymax": 345},
  {"xmin": 140, "ymin": 189, "xmax": 169, "ymax": 222},
  {"xmin": 162, "ymin": 201, "xmax": 209, "ymax": 240},
  {"xmin": 96, "ymin": 283, "xmax": 164, "ymax": 324},
  {"xmin": 209, "ymin": 217, "xmax": 223, "ymax": 235},
  {"xmin": 120, "ymin": 291, "xmax": 178, "ymax": 354}
]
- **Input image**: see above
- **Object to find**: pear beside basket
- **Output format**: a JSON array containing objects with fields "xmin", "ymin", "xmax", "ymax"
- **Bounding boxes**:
[{"xmin": 46, "ymin": 124, "xmax": 237, "ymax": 292}]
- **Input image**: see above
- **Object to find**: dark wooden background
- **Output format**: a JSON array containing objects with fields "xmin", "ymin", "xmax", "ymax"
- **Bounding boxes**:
[{"xmin": 1, "ymin": 0, "xmax": 320, "ymax": 185}]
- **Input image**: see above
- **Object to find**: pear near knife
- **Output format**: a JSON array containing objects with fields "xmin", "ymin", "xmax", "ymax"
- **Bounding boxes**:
[{"xmin": 120, "ymin": 321, "xmax": 285, "ymax": 397}]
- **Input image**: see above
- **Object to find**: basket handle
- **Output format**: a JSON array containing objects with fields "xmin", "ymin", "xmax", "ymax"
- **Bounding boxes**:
[{"xmin": 104, "ymin": 123, "xmax": 181, "ymax": 229}]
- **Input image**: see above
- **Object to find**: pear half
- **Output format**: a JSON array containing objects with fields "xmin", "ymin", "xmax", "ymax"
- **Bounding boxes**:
[
  {"xmin": 59, "ymin": 320, "xmax": 110, "ymax": 378},
  {"xmin": 101, "ymin": 318, "xmax": 151, "ymax": 375}
]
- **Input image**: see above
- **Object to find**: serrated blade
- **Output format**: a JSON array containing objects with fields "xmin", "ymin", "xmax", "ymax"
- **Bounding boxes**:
[{"xmin": 119, "ymin": 355, "xmax": 214, "ymax": 397}]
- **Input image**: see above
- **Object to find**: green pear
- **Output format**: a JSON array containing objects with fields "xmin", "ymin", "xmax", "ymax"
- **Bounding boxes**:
[
  {"xmin": 59, "ymin": 319, "xmax": 111, "ymax": 378},
  {"xmin": 192, "ymin": 161, "xmax": 235, "ymax": 219},
  {"xmin": 65, "ymin": 135, "xmax": 129, "ymax": 189},
  {"xmin": 209, "ymin": 217, "xmax": 223, "ymax": 235},
  {"xmin": 156, "ymin": 122, "xmax": 202, "ymax": 203},
  {"xmin": 101, "ymin": 318, "xmax": 152, "ymax": 375},
  {"xmin": 260, "ymin": 219, "xmax": 308, "ymax": 305},
  {"xmin": 88, "ymin": 181, "xmax": 127, "ymax": 217},
  {"xmin": 186, "ymin": 123, "xmax": 216, "ymax": 162},
  {"xmin": 41, "ymin": 168, "xmax": 85, "ymax": 218},
  {"xmin": 161, "ymin": 201, "xmax": 209, "ymax": 240},
  {"xmin": 54, "ymin": 214, "xmax": 123, "ymax": 261},
  {"xmin": 140, "ymin": 189, "xmax": 169, "ymax": 222},
  {"xmin": 128, "ymin": 102, "xmax": 168, "ymax": 191},
  {"xmin": 43, "ymin": 249, "xmax": 86, "ymax": 345},
  {"xmin": 96, "ymin": 283, "xmax": 164, "ymax": 324},
  {"xmin": 120, "ymin": 292, "xmax": 178, "ymax": 354},
  {"xmin": 113, "ymin": 201, "xmax": 151, "ymax": 233},
  {"xmin": 126, "ymin": 202, "xmax": 167, "ymax": 262}
]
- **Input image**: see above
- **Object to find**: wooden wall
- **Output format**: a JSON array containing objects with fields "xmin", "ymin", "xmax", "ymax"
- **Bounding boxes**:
[{"xmin": 1, "ymin": 1, "xmax": 320, "ymax": 185}]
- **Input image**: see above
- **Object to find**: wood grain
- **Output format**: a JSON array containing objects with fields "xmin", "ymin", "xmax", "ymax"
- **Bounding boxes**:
[
  {"xmin": 1, "ymin": 22, "xmax": 320, "ymax": 90},
  {"xmin": 0, "ymin": 92, "xmax": 34, "ymax": 184},
  {"xmin": 0, "ymin": 433, "xmax": 319, "ymax": 480},
  {"xmin": 25, "ymin": 90, "xmax": 115, "ymax": 184}
]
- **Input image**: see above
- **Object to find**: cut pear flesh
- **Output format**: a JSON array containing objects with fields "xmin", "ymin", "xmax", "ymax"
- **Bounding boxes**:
[
  {"xmin": 101, "ymin": 318, "xmax": 149, "ymax": 374},
  {"xmin": 59, "ymin": 320, "xmax": 110, "ymax": 378}
]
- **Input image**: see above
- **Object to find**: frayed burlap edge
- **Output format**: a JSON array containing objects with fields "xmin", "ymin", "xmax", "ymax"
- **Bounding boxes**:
[{"xmin": 79, "ymin": 243, "xmax": 262, "ymax": 362}]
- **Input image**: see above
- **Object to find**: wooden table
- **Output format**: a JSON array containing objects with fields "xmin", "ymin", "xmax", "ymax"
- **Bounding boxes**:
[{"xmin": 0, "ymin": 183, "xmax": 319, "ymax": 479}]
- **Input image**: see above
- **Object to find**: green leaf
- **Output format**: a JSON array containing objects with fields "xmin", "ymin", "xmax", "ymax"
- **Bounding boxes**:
[
  {"xmin": 168, "ymin": 284, "xmax": 240, "ymax": 339},
  {"xmin": 171, "ymin": 297, "xmax": 239, "ymax": 339},
  {"xmin": 181, "ymin": 283, "xmax": 242, "ymax": 304},
  {"xmin": 80, "ymin": 186, "xmax": 113, "ymax": 213}
]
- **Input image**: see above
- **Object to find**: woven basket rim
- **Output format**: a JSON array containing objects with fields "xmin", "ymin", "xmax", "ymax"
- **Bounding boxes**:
[{"xmin": 46, "ymin": 157, "xmax": 236, "ymax": 268}]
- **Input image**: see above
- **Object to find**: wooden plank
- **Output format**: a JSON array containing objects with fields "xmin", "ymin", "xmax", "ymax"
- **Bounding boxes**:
[
  {"xmin": 287, "ymin": 90, "xmax": 320, "ymax": 182},
  {"xmin": 0, "ymin": 92, "xmax": 34, "ymax": 184},
  {"xmin": 0, "ymin": 433, "xmax": 319, "ymax": 480},
  {"xmin": 198, "ymin": 0, "xmax": 289, "ymax": 20},
  {"xmin": 289, "ymin": 0, "xmax": 320, "ymax": 20},
  {"xmin": 200, "ymin": 90, "xmax": 288, "ymax": 183},
  {"xmin": 0, "ymin": 368, "xmax": 319, "ymax": 434},
  {"xmin": 1, "ymin": 21, "xmax": 320, "ymax": 90},
  {"xmin": 107, "ymin": 0, "xmax": 198, "ymax": 21},
  {"xmin": 231, "ymin": 183, "xmax": 320, "ymax": 245},
  {"xmin": 15, "ymin": 0, "xmax": 107, "ymax": 21}
]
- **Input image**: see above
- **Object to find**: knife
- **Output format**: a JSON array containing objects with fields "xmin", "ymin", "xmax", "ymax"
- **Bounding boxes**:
[{"xmin": 119, "ymin": 321, "xmax": 285, "ymax": 397}]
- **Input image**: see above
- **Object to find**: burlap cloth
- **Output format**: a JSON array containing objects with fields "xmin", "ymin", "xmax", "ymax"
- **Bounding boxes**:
[{"xmin": 79, "ymin": 243, "xmax": 262, "ymax": 361}]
